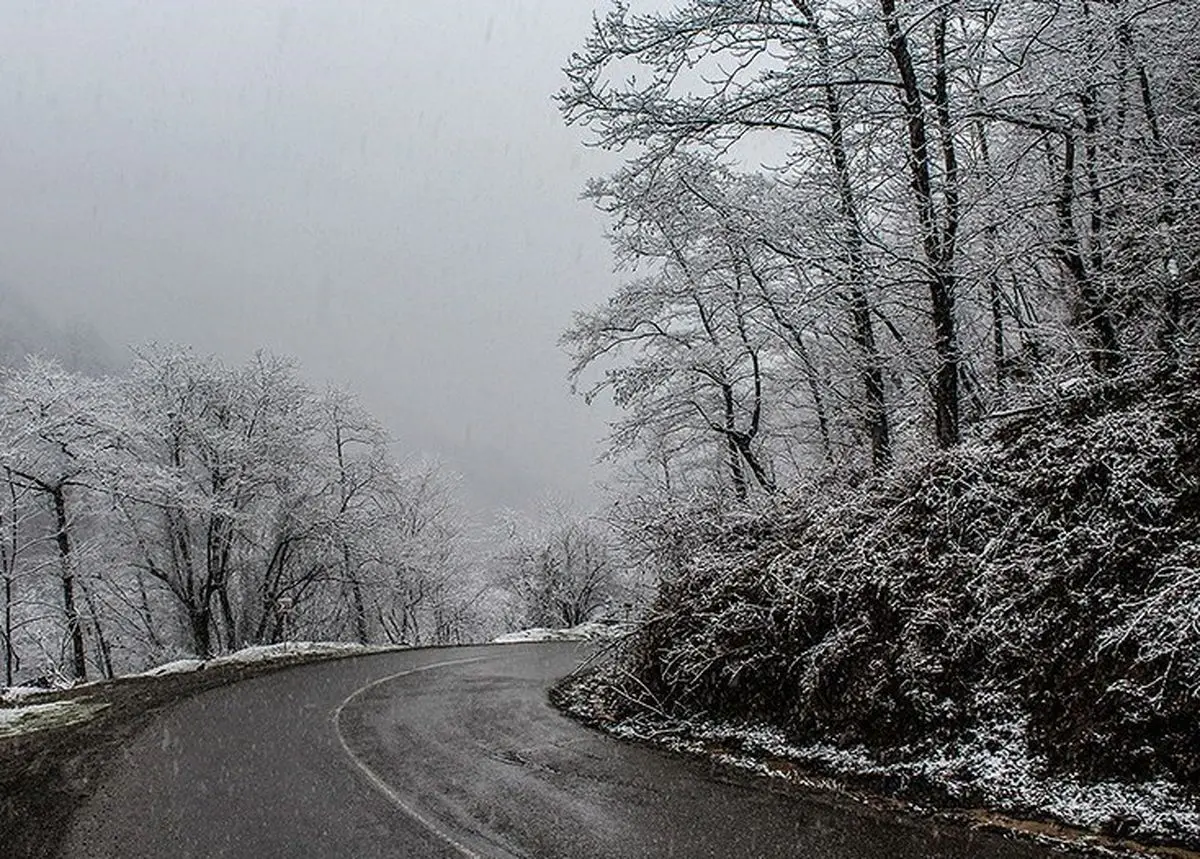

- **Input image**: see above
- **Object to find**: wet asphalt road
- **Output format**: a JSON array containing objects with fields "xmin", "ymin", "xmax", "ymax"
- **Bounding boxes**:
[{"xmin": 59, "ymin": 643, "xmax": 1086, "ymax": 858}]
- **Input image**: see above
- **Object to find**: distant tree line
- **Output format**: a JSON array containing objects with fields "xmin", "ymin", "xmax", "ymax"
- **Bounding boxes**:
[
  {"xmin": 491, "ymin": 501, "xmax": 629, "ymax": 630},
  {"xmin": 0, "ymin": 346, "xmax": 483, "ymax": 685}
]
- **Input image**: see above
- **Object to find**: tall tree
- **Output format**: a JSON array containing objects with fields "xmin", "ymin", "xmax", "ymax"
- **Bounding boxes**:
[{"xmin": 0, "ymin": 358, "xmax": 120, "ymax": 680}]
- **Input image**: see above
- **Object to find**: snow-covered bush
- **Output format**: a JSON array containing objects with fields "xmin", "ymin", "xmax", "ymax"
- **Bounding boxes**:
[{"xmin": 594, "ymin": 361, "xmax": 1200, "ymax": 792}]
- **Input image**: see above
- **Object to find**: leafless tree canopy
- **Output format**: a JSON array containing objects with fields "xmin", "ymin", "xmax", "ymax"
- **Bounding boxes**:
[
  {"xmin": 562, "ymin": 0, "xmax": 1200, "ymax": 495},
  {"xmin": 0, "ymin": 348, "xmax": 484, "ymax": 680}
]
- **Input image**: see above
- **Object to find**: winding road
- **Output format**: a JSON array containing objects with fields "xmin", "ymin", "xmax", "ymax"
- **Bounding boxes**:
[{"xmin": 60, "ymin": 643, "xmax": 1085, "ymax": 858}]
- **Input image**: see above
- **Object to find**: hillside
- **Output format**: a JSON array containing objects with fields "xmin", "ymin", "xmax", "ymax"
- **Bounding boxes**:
[
  {"xmin": 557, "ymin": 362, "xmax": 1200, "ymax": 849},
  {"xmin": 0, "ymin": 284, "xmax": 116, "ymax": 374}
]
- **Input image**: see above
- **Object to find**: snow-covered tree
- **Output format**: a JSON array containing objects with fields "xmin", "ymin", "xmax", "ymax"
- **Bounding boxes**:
[
  {"xmin": 0, "ymin": 358, "xmax": 123, "ymax": 680},
  {"xmin": 494, "ymin": 502, "xmax": 625, "ymax": 629},
  {"xmin": 562, "ymin": 0, "xmax": 1200, "ymax": 494}
]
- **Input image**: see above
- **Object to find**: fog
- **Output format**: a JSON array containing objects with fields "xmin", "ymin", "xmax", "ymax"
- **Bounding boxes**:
[{"xmin": 0, "ymin": 1, "xmax": 621, "ymax": 516}]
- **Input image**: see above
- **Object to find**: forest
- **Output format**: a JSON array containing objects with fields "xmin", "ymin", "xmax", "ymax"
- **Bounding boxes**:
[
  {"xmin": 3, "ymin": 0, "xmax": 1198, "ymax": 846},
  {"xmin": 0, "ymin": 334, "xmax": 626, "ymax": 686},
  {"xmin": 555, "ymin": 0, "xmax": 1200, "ymax": 845}
]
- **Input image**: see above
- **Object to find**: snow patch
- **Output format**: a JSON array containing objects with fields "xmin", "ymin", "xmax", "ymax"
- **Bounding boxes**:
[
  {"xmin": 0, "ymin": 699, "xmax": 109, "ymax": 740},
  {"xmin": 0, "ymin": 641, "xmax": 403, "ymax": 694},
  {"xmin": 0, "ymin": 686, "xmax": 53, "ymax": 704},
  {"xmin": 136, "ymin": 659, "xmax": 205, "ymax": 678},
  {"xmin": 493, "ymin": 621, "xmax": 632, "ymax": 644},
  {"xmin": 129, "ymin": 641, "xmax": 400, "ymax": 677},
  {"xmin": 207, "ymin": 640, "xmax": 398, "ymax": 665},
  {"xmin": 600, "ymin": 709, "xmax": 1200, "ymax": 848}
]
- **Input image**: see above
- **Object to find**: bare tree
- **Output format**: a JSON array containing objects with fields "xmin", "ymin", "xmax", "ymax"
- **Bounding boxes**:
[
  {"xmin": 0, "ymin": 359, "xmax": 121, "ymax": 680},
  {"xmin": 495, "ymin": 503, "xmax": 623, "ymax": 630}
]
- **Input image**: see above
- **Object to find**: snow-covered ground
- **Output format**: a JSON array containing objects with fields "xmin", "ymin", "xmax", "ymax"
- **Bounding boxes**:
[
  {"xmin": 0, "ymin": 685, "xmax": 54, "ymax": 704},
  {"xmin": 0, "ymin": 699, "xmax": 110, "ymax": 740},
  {"xmin": 600, "ymin": 711, "xmax": 1200, "ymax": 850},
  {"xmin": 0, "ymin": 643, "xmax": 405, "ymax": 700},
  {"xmin": 0, "ymin": 641, "xmax": 405, "ymax": 738},
  {"xmin": 492, "ymin": 621, "xmax": 633, "ymax": 644},
  {"xmin": 129, "ymin": 641, "xmax": 401, "ymax": 679}
]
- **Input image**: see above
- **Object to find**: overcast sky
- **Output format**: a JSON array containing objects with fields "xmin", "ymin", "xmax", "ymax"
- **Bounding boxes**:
[{"xmin": 0, "ymin": 1, "xmax": 627, "ymax": 517}]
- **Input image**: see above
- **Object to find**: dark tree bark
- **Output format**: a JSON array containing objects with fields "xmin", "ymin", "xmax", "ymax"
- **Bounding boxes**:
[
  {"xmin": 3, "ymin": 575, "xmax": 12, "ymax": 689},
  {"xmin": 189, "ymin": 606, "xmax": 213, "ymax": 659},
  {"xmin": 729, "ymin": 266, "xmax": 777, "ymax": 496},
  {"xmin": 333, "ymin": 420, "xmax": 370, "ymax": 645},
  {"xmin": 791, "ymin": 328, "xmax": 833, "ymax": 461},
  {"xmin": 136, "ymin": 570, "xmax": 163, "ymax": 653},
  {"xmin": 722, "ymin": 383, "xmax": 750, "ymax": 500},
  {"xmin": 2, "ymin": 469, "xmax": 17, "ymax": 688},
  {"xmin": 1117, "ymin": 16, "xmax": 1186, "ymax": 359},
  {"xmin": 51, "ymin": 486, "xmax": 87, "ymax": 682},
  {"xmin": 881, "ymin": 0, "xmax": 961, "ymax": 447},
  {"xmin": 1051, "ymin": 134, "xmax": 1124, "ymax": 369},
  {"xmin": 793, "ymin": 0, "xmax": 892, "ymax": 469},
  {"xmin": 80, "ymin": 579, "xmax": 114, "ymax": 680},
  {"xmin": 972, "ymin": 121, "xmax": 1009, "ymax": 391},
  {"xmin": 348, "ymin": 545, "xmax": 369, "ymax": 645}
]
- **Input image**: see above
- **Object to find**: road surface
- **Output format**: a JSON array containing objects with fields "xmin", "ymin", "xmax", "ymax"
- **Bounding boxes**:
[{"xmin": 60, "ymin": 643, "xmax": 1085, "ymax": 858}]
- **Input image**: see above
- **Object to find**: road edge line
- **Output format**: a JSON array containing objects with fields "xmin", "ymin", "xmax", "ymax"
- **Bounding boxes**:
[{"xmin": 332, "ymin": 655, "xmax": 495, "ymax": 859}]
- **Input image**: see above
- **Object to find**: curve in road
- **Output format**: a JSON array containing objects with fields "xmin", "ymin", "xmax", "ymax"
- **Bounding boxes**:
[{"xmin": 60, "ymin": 643, "xmax": 1087, "ymax": 858}]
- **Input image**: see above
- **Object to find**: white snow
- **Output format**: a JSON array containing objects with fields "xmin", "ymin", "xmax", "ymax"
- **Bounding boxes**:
[
  {"xmin": 0, "ymin": 685, "xmax": 52, "ymax": 704},
  {"xmin": 0, "ymin": 641, "xmax": 404, "ymax": 695},
  {"xmin": 0, "ymin": 699, "xmax": 109, "ymax": 740},
  {"xmin": 213, "ymin": 641, "xmax": 397, "ymax": 664},
  {"xmin": 603, "ymin": 709, "xmax": 1200, "ymax": 847},
  {"xmin": 0, "ymin": 642, "xmax": 402, "ymax": 738},
  {"xmin": 128, "ymin": 641, "xmax": 402, "ymax": 677},
  {"xmin": 493, "ymin": 621, "xmax": 633, "ymax": 644},
  {"xmin": 135, "ymin": 659, "xmax": 205, "ymax": 678}
]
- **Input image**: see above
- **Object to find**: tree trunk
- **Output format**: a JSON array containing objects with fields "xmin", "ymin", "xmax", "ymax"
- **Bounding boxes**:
[
  {"xmin": 824, "ymin": 54, "xmax": 892, "ymax": 467},
  {"xmin": 333, "ymin": 420, "xmax": 370, "ymax": 644},
  {"xmin": 791, "ymin": 331, "xmax": 833, "ymax": 461},
  {"xmin": 51, "ymin": 486, "xmax": 87, "ymax": 681},
  {"xmin": 881, "ymin": 0, "xmax": 961, "ymax": 447},
  {"xmin": 931, "ymin": 9, "xmax": 963, "ymax": 444},
  {"xmin": 732, "ymin": 434, "xmax": 777, "ymax": 495},
  {"xmin": 850, "ymin": 291, "xmax": 892, "ymax": 467},
  {"xmin": 208, "ymin": 512, "xmax": 238, "ymax": 652},
  {"xmin": 2, "ymin": 469, "xmax": 15, "ymax": 688},
  {"xmin": 80, "ymin": 579, "xmax": 114, "ymax": 680},
  {"xmin": 1118, "ymin": 16, "xmax": 1186, "ymax": 360},
  {"xmin": 745, "ymin": 258, "xmax": 834, "ymax": 462},
  {"xmin": 345, "ymin": 544, "xmax": 369, "ymax": 645},
  {"xmin": 3, "ymin": 575, "xmax": 13, "ymax": 688},
  {"xmin": 968, "ymin": 115, "xmax": 1009, "ymax": 391},
  {"xmin": 190, "ymin": 605, "xmax": 213, "ymax": 658},
  {"xmin": 795, "ymin": 0, "xmax": 892, "ymax": 468},
  {"xmin": 351, "ymin": 583, "xmax": 369, "ymax": 644},
  {"xmin": 216, "ymin": 584, "xmax": 235, "ymax": 652},
  {"xmin": 722, "ymin": 385, "xmax": 749, "ymax": 500},
  {"xmin": 989, "ymin": 265, "xmax": 1006, "ymax": 391},
  {"xmin": 136, "ymin": 571, "xmax": 163, "ymax": 652},
  {"xmin": 1080, "ymin": 85, "xmax": 1106, "ymax": 280},
  {"xmin": 1052, "ymin": 135, "xmax": 1123, "ymax": 369}
]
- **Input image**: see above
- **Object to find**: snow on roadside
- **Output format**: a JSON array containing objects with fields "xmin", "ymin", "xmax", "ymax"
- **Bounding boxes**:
[
  {"xmin": 0, "ymin": 686, "xmax": 53, "ymax": 704},
  {"xmin": 0, "ymin": 699, "xmax": 110, "ymax": 740},
  {"xmin": 598, "ymin": 709, "xmax": 1200, "ymax": 849},
  {"xmin": 1, "ymin": 641, "xmax": 404, "ymax": 697},
  {"xmin": 215, "ymin": 641, "xmax": 398, "ymax": 664},
  {"xmin": 493, "ymin": 621, "xmax": 633, "ymax": 644},
  {"xmin": 127, "ymin": 641, "xmax": 402, "ymax": 678},
  {"xmin": 136, "ymin": 659, "xmax": 205, "ymax": 678}
]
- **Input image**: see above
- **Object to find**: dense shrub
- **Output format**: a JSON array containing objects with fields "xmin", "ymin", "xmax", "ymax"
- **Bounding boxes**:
[{"xmin": 604, "ymin": 363, "xmax": 1200, "ymax": 787}]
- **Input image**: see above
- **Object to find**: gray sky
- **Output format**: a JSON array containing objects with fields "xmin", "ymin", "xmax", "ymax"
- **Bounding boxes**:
[{"xmin": 0, "ymin": 0, "xmax": 623, "ymax": 516}]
